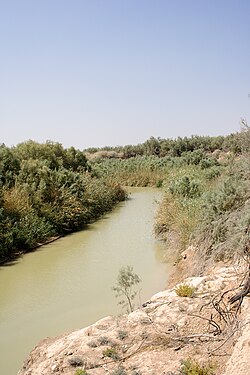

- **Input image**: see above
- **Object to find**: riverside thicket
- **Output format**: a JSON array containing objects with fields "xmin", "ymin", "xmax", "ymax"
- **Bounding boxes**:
[
  {"xmin": 0, "ymin": 140, "xmax": 126, "ymax": 262},
  {"xmin": 87, "ymin": 126, "xmax": 250, "ymax": 271},
  {"xmin": 1, "ymin": 128, "xmax": 249, "ymax": 268}
]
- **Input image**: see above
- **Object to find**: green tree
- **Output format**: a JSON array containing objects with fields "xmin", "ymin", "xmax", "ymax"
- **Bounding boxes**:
[{"xmin": 112, "ymin": 266, "xmax": 141, "ymax": 313}]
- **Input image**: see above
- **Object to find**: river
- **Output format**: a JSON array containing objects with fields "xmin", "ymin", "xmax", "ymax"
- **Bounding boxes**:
[{"xmin": 0, "ymin": 188, "xmax": 172, "ymax": 375}]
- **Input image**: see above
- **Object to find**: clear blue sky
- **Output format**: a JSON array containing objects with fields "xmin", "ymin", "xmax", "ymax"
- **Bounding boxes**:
[{"xmin": 1, "ymin": 0, "xmax": 250, "ymax": 149}]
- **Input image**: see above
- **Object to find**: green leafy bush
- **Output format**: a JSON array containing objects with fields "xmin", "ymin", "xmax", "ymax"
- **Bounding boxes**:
[
  {"xmin": 179, "ymin": 358, "xmax": 215, "ymax": 375},
  {"xmin": 175, "ymin": 284, "xmax": 195, "ymax": 298},
  {"xmin": 102, "ymin": 347, "xmax": 120, "ymax": 360},
  {"xmin": 169, "ymin": 176, "xmax": 201, "ymax": 198},
  {"xmin": 0, "ymin": 141, "xmax": 126, "ymax": 262},
  {"xmin": 74, "ymin": 370, "xmax": 87, "ymax": 375},
  {"xmin": 196, "ymin": 156, "xmax": 250, "ymax": 267}
]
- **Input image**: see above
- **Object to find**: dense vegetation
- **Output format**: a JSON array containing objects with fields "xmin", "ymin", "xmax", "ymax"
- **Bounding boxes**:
[
  {"xmin": 87, "ymin": 125, "xmax": 250, "ymax": 270},
  {"xmin": 1, "ymin": 126, "xmax": 249, "ymax": 268},
  {"xmin": 154, "ymin": 125, "xmax": 250, "ymax": 271},
  {"xmin": 84, "ymin": 133, "xmax": 242, "ymax": 158},
  {"xmin": 0, "ymin": 141, "xmax": 126, "ymax": 262}
]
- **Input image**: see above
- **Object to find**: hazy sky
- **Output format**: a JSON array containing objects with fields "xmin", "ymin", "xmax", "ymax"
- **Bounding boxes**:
[{"xmin": 1, "ymin": 0, "xmax": 250, "ymax": 149}]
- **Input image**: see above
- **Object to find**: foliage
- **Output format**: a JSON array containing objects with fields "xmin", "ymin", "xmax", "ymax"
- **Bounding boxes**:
[
  {"xmin": 153, "ymin": 125, "xmax": 250, "ymax": 273},
  {"xmin": 87, "ymin": 340, "xmax": 98, "ymax": 348},
  {"xmin": 97, "ymin": 336, "xmax": 113, "ymax": 346},
  {"xmin": 84, "ymin": 133, "xmax": 242, "ymax": 158},
  {"xmin": 0, "ymin": 141, "xmax": 126, "ymax": 262},
  {"xmin": 175, "ymin": 284, "xmax": 195, "ymax": 298},
  {"xmin": 112, "ymin": 266, "xmax": 141, "ymax": 313},
  {"xmin": 68, "ymin": 357, "xmax": 84, "ymax": 367},
  {"xmin": 102, "ymin": 347, "xmax": 120, "ymax": 360},
  {"xmin": 74, "ymin": 369, "xmax": 87, "ymax": 375},
  {"xmin": 0, "ymin": 145, "xmax": 20, "ymax": 187},
  {"xmin": 89, "ymin": 144, "xmax": 225, "ymax": 188},
  {"xmin": 178, "ymin": 358, "xmax": 215, "ymax": 375},
  {"xmin": 1, "ymin": 127, "xmax": 247, "ymax": 263},
  {"xmin": 196, "ymin": 158, "xmax": 250, "ymax": 265},
  {"xmin": 155, "ymin": 176, "xmax": 204, "ymax": 251},
  {"xmin": 117, "ymin": 330, "xmax": 128, "ymax": 340},
  {"xmin": 169, "ymin": 176, "xmax": 201, "ymax": 198}
]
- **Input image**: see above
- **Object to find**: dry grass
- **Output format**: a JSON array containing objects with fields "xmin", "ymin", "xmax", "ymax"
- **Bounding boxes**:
[{"xmin": 3, "ymin": 186, "xmax": 31, "ymax": 216}]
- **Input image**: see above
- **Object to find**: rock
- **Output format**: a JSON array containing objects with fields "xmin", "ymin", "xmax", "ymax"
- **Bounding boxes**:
[
  {"xmin": 18, "ymin": 266, "xmax": 250, "ymax": 375},
  {"xmin": 51, "ymin": 364, "xmax": 59, "ymax": 372}
]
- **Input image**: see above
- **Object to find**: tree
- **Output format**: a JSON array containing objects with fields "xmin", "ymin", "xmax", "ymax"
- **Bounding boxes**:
[{"xmin": 112, "ymin": 266, "xmax": 141, "ymax": 313}]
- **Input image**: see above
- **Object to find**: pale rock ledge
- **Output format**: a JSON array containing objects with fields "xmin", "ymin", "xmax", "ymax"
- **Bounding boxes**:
[{"xmin": 18, "ymin": 266, "xmax": 250, "ymax": 375}]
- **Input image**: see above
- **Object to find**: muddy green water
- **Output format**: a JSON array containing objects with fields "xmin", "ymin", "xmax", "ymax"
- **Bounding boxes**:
[{"xmin": 0, "ymin": 188, "xmax": 171, "ymax": 375}]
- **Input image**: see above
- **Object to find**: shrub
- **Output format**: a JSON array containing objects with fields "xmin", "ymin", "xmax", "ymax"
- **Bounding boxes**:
[
  {"xmin": 175, "ymin": 284, "xmax": 195, "ymax": 298},
  {"xmin": 204, "ymin": 166, "xmax": 221, "ymax": 180},
  {"xmin": 117, "ymin": 330, "xmax": 128, "ymax": 340},
  {"xmin": 196, "ymin": 160, "xmax": 250, "ymax": 265},
  {"xmin": 112, "ymin": 266, "xmax": 141, "ymax": 313},
  {"xmin": 98, "ymin": 336, "xmax": 113, "ymax": 346},
  {"xmin": 102, "ymin": 347, "xmax": 120, "ymax": 360},
  {"xmin": 74, "ymin": 370, "xmax": 87, "ymax": 375},
  {"xmin": 179, "ymin": 358, "xmax": 215, "ymax": 375},
  {"xmin": 199, "ymin": 157, "xmax": 219, "ymax": 169},
  {"xmin": 68, "ymin": 357, "xmax": 84, "ymax": 367},
  {"xmin": 87, "ymin": 340, "xmax": 98, "ymax": 348},
  {"xmin": 169, "ymin": 176, "xmax": 201, "ymax": 198}
]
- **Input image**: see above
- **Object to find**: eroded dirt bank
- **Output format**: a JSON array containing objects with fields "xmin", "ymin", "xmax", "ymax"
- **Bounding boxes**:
[{"xmin": 18, "ymin": 259, "xmax": 250, "ymax": 375}]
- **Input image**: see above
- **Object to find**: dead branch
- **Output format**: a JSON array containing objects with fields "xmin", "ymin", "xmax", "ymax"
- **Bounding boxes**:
[
  {"xmin": 188, "ymin": 313, "xmax": 222, "ymax": 334},
  {"xmin": 229, "ymin": 265, "xmax": 250, "ymax": 304}
]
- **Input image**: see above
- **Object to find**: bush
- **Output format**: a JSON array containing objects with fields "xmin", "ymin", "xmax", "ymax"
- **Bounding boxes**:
[
  {"xmin": 68, "ymin": 357, "xmax": 84, "ymax": 367},
  {"xmin": 179, "ymin": 358, "xmax": 215, "ymax": 375},
  {"xmin": 169, "ymin": 176, "xmax": 201, "ymax": 198},
  {"xmin": 0, "ymin": 142, "xmax": 127, "ymax": 261},
  {"xmin": 74, "ymin": 370, "xmax": 87, "ymax": 375},
  {"xmin": 112, "ymin": 266, "xmax": 141, "ymax": 313},
  {"xmin": 117, "ymin": 330, "xmax": 128, "ymax": 340},
  {"xmin": 204, "ymin": 166, "xmax": 221, "ymax": 180},
  {"xmin": 102, "ymin": 347, "xmax": 120, "ymax": 360},
  {"xmin": 98, "ymin": 336, "xmax": 113, "ymax": 346},
  {"xmin": 196, "ymin": 156, "xmax": 250, "ymax": 268},
  {"xmin": 175, "ymin": 284, "xmax": 195, "ymax": 298}
]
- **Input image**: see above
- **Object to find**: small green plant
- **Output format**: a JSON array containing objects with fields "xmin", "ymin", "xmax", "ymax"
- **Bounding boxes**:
[
  {"xmin": 98, "ymin": 335, "xmax": 113, "ymax": 346},
  {"xmin": 179, "ymin": 358, "xmax": 216, "ymax": 375},
  {"xmin": 156, "ymin": 179, "xmax": 163, "ymax": 188},
  {"xmin": 175, "ymin": 284, "xmax": 195, "ymax": 297},
  {"xmin": 117, "ymin": 330, "xmax": 128, "ymax": 340},
  {"xmin": 112, "ymin": 266, "xmax": 141, "ymax": 313},
  {"xmin": 74, "ymin": 370, "xmax": 87, "ymax": 375},
  {"xmin": 102, "ymin": 347, "xmax": 120, "ymax": 360},
  {"xmin": 68, "ymin": 357, "xmax": 84, "ymax": 367},
  {"xmin": 87, "ymin": 340, "xmax": 98, "ymax": 348}
]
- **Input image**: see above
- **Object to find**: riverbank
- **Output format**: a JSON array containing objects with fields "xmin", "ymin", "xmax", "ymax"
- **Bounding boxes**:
[
  {"xmin": 0, "ymin": 188, "xmax": 170, "ymax": 375},
  {"xmin": 0, "ymin": 236, "xmax": 62, "ymax": 266},
  {"xmin": 18, "ymin": 259, "xmax": 249, "ymax": 375}
]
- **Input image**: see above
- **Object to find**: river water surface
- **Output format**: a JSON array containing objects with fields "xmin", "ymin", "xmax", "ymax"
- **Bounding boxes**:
[{"xmin": 0, "ymin": 188, "xmax": 172, "ymax": 375}]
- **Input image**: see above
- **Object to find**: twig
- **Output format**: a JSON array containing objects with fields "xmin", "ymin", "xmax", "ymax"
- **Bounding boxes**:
[{"xmin": 188, "ymin": 313, "xmax": 221, "ymax": 334}]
